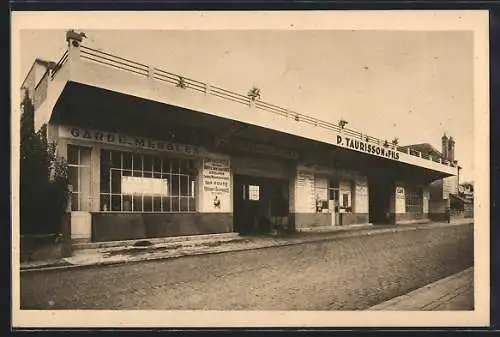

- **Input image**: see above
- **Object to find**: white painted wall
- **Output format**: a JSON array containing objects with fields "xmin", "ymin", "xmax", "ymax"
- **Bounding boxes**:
[
  {"xmin": 70, "ymin": 211, "xmax": 91, "ymax": 241},
  {"xmin": 395, "ymin": 185, "xmax": 406, "ymax": 214},
  {"xmin": 339, "ymin": 181, "xmax": 352, "ymax": 208},
  {"xmin": 354, "ymin": 176, "xmax": 369, "ymax": 213},
  {"xmin": 423, "ymin": 186, "xmax": 430, "ymax": 213},
  {"xmin": 294, "ymin": 165, "xmax": 316, "ymax": 213}
]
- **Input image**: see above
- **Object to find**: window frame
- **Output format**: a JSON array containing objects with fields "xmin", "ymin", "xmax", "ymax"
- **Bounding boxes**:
[
  {"xmin": 67, "ymin": 144, "xmax": 92, "ymax": 211},
  {"xmin": 405, "ymin": 186, "xmax": 423, "ymax": 213},
  {"xmin": 99, "ymin": 149, "xmax": 197, "ymax": 213}
]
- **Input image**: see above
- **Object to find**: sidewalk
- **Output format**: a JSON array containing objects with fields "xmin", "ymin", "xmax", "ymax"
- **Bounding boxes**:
[
  {"xmin": 20, "ymin": 219, "xmax": 473, "ymax": 273},
  {"xmin": 368, "ymin": 267, "xmax": 474, "ymax": 311}
]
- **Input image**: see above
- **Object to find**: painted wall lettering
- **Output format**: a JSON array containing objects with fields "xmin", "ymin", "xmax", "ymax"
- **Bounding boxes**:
[
  {"xmin": 336, "ymin": 135, "xmax": 400, "ymax": 161},
  {"xmin": 61, "ymin": 126, "xmax": 202, "ymax": 157}
]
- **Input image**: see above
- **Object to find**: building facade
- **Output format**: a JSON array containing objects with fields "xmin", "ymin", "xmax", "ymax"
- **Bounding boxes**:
[{"xmin": 20, "ymin": 31, "xmax": 460, "ymax": 243}]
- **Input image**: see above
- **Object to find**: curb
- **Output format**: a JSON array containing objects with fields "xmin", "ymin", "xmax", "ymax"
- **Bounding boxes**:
[
  {"xmin": 20, "ymin": 221, "xmax": 473, "ymax": 273},
  {"xmin": 367, "ymin": 267, "xmax": 474, "ymax": 310}
]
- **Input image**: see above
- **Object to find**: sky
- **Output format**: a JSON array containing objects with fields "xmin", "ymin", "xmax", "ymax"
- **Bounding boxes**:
[{"xmin": 19, "ymin": 29, "xmax": 474, "ymax": 182}]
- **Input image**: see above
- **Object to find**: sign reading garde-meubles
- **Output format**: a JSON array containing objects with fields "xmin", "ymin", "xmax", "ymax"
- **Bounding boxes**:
[{"xmin": 60, "ymin": 126, "xmax": 202, "ymax": 156}]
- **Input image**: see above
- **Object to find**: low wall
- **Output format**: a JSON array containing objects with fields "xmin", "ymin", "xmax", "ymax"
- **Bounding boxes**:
[
  {"xmin": 91, "ymin": 212, "xmax": 233, "ymax": 242},
  {"xmin": 429, "ymin": 212, "xmax": 449, "ymax": 222},
  {"xmin": 430, "ymin": 210, "xmax": 473, "ymax": 223},
  {"xmin": 340, "ymin": 213, "xmax": 369, "ymax": 226},
  {"xmin": 394, "ymin": 212, "xmax": 430, "ymax": 225},
  {"xmin": 290, "ymin": 212, "xmax": 369, "ymax": 229}
]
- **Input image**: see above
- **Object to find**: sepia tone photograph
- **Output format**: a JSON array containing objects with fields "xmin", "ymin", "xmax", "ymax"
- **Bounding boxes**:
[{"xmin": 11, "ymin": 11, "xmax": 489, "ymax": 327}]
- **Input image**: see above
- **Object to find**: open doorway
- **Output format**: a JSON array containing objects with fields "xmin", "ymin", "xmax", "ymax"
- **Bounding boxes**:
[
  {"xmin": 233, "ymin": 174, "xmax": 289, "ymax": 234},
  {"xmin": 368, "ymin": 175, "xmax": 394, "ymax": 225}
]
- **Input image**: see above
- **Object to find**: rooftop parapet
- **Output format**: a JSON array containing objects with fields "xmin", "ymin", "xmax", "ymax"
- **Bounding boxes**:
[{"xmin": 45, "ymin": 31, "xmax": 459, "ymax": 172}]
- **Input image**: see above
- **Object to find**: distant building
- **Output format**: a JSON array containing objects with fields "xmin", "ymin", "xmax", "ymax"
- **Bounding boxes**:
[
  {"xmin": 20, "ymin": 31, "xmax": 462, "ymax": 244},
  {"xmin": 459, "ymin": 182, "xmax": 474, "ymax": 200},
  {"xmin": 400, "ymin": 134, "xmax": 473, "ymax": 221}
]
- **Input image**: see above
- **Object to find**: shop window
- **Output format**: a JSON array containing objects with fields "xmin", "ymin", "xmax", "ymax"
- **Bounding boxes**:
[
  {"xmin": 99, "ymin": 149, "xmax": 197, "ymax": 213},
  {"xmin": 314, "ymin": 177, "xmax": 344, "ymax": 213},
  {"xmin": 342, "ymin": 193, "xmax": 349, "ymax": 208},
  {"xmin": 314, "ymin": 177, "xmax": 329, "ymax": 213},
  {"xmin": 405, "ymin": 187, "xmax": 423, "ymax": 213},
  {"xmin": 67, "ymin": 144, "xmax": 92, "ymax": 211}
]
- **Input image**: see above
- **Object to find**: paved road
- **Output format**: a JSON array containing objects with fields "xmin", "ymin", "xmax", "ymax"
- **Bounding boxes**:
[{"xmin": 20, "ymin": 224, "xmax": 473, "ymax": 310}]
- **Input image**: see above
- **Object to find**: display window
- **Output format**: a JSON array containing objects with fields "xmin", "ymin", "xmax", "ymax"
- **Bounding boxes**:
[{"xmin": 99, "ymin": 149, "xmax": 197, "ymax": 212}]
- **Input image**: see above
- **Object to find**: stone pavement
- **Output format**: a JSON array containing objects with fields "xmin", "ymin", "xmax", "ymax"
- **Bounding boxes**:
[
  {"xmin": 20, "ymin": 219, "xmax": 473, "ymax": 273},
  {"xmin": 368, "ymin": 267, "xmax": 474, "ymax": 311}
]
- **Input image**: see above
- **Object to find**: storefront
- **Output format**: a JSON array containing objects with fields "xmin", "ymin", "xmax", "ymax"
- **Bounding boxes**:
[
  {"xmin": 59, "ymin": 125, "xmax": 233, "ymax": 242},
  {"xmin": 22, "ymin": 32, "xmax": 459, "ymax": 244},
  {"xmin": 290, "ymin": 165, "xmax": 369, "ymax": 231}
]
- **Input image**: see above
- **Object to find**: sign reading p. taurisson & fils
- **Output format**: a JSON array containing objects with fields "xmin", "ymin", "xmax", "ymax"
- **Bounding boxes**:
[
  {"xmin": 59, "ymin": 126, "xmax": 202, "ymax": 156},
  {"xmin": 336, "ymin": 135, "xmax": 400, "ymax": 161}
]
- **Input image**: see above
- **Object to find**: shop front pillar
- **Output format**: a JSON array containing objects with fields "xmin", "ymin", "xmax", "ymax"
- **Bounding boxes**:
[
  {"xmin": 353, "ymin": 175, "xmax": 369, "ymax": 225},
  {"xmin": 290, "ymin": 165, "xmax": 319, "ymax": 230},
  {"xmin": 90, "ymin": 144, "xmax": 101, "ymax": 212}
]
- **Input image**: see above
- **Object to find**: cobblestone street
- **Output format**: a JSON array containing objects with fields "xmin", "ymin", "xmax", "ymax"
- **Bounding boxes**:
[{"xmin": 20, "ymin": 224, "xmax": 473, "ymax": 310}]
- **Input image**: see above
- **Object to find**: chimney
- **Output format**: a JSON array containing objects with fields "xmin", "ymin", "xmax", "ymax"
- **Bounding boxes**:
[
  {"xmin": 441, "ymin": 133, "xmax": 448, "ymax": 160},
  {"xmin": 448, "ymin": 136, "xmax": 455, "ymax": 162}
]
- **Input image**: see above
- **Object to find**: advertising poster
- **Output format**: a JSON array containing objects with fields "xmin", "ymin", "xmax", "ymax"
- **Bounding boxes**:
[{"xmin": 202, "ymin": 156, "xmax": 231, "ymax": 212}]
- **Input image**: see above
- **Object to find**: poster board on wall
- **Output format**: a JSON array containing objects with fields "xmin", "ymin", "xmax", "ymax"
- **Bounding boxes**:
[
  {"xmin": 354, "ymin": 177, "xmax": 369, "ymax": 213},
  {"xmin": 395, "ymin": 186, "xmax": 406, "ymax": 213},
  {"xmin": 201, "ymin": 156, "xmax": 231, "ymax": 213},
  {"xmin": 295, "ymin": 169, "xmax": 315, "ymax": 213}
]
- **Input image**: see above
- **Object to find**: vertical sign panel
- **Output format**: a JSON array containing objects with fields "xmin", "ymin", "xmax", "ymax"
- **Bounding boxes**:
[
  {"xmin": 395, "ymin": 186, "xmax": 406, "ymax": 213},
  {"xmin": 295, "ymin": 168, "xmax": 315, "ymax": 213},
  {"xmin": 201, "ymin": 156, "xmax": 231, "ymax": 212},
  {"xmin": 354, "ymin": 176, "xmax": 369, "ymax": 213},
  {"xmin": 423, "ymin": 187, "xmax": 430, "ymax": 214}
]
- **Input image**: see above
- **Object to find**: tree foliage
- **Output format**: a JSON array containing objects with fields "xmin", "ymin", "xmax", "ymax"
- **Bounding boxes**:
[{"xmin": 20, "ymin": 90, "xmax": 69, "ymax": 235}]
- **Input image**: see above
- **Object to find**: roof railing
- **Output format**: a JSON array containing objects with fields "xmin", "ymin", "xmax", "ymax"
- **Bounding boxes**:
[
  {"xmin": 54, "ymin": 44, "xmax": 455, "ymax": 169},
  {"xmin": 50, "ymin": 50, "xmax": 69, "ymax": 80}
]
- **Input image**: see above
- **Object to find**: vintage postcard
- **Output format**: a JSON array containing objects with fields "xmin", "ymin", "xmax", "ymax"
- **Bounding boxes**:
[{"xmin": 11, "ymin": 10, "xmax": 490, "ymax": 327}]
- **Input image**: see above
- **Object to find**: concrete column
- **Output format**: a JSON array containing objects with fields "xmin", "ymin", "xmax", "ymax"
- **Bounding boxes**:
[
  {"xmin": 293, "ymin": 165, "xmax": 316, "ymax": 213},
  {"xmin": 353, "ymin": 176, "xmax": 369, "ymax": 219},
  {"xmin": 288, "ymin": 172, "xmax": 296, "ymax": 213},
  {"xmin": 423, "ymin": 186, "xmax": 430, "ymax": 215},
  {"xmin": 90, "ymin": 144, "xmax": 101, "ymax": 212},
  {"xmin": 394, "ymin": 185, "xmax": 405, "ymax": 223},
  {"xmin": 291, "ymin": 165, "xmax": 316, "ymax": 230}
]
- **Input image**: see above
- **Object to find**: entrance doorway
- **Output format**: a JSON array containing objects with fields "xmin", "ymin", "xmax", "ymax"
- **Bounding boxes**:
[
  {"xmin": 233, "ymin": 174, "xmax": 289, "ymax": 234},
  {"xmin": 327, "ymin": 183, "xmax": 340, "ymax": 226},
  {"xmin": 368, "ymin": 175, "xmax": 394, "ymax": 224}
]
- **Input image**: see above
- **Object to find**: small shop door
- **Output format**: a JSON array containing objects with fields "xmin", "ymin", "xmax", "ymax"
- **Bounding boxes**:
[{"xmin": 328, "ymin": 188, "xmax": 340, "ymax": 226}]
